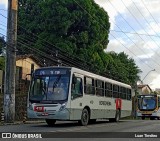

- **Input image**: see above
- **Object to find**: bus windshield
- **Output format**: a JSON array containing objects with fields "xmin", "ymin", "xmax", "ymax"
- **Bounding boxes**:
[
  {"xmin": 138, "ymin": 97, "xmax": 157, "ymax": 110},
  {"xmin": 29, "ymin": 75, "xmax": 70, "ymax": 102}
]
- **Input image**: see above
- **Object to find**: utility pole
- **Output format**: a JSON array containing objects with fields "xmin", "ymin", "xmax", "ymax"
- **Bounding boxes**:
[{"xmin": 4, "ymin": 0, "xmax": 18, "ymax": 123}]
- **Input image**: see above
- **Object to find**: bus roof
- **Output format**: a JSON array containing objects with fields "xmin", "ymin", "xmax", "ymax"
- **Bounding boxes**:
[{"xmin": 34, "ymin": 66, "xmax": 131, "ymax": 88}]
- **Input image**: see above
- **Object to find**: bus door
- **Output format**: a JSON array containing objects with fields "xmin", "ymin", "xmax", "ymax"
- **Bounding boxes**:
[{"xmin": 70, "ymin": 73, "xmax": 83, "ymax": 120}]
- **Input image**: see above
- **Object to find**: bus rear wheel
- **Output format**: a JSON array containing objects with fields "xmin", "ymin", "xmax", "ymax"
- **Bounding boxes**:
[
  {"xmin": 45, "ymin": 119, "xmax": 56, "ymax": 126},
  {"xmin": 78, "ymin": 108, "xmax": 89, "ymax": 126}
]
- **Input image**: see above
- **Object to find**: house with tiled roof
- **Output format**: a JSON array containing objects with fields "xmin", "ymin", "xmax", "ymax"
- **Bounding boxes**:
[{"xmin": 137, "ymin": 84, "xmax": 152, "ymax": 95}]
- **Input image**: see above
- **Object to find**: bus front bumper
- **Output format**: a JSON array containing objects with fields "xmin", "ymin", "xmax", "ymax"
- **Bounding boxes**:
[{"xmin": 27, "ymin": 108, "xmax": 70, "ymax": 120}]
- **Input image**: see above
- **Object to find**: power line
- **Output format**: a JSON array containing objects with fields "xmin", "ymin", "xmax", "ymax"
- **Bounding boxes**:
[
  {"xmin": 0, "ymin": 12, "xmax": 94, "ymax": 70},
  {"xmin": 110, "ymin": 29, "xmax": 160, "ymax": 38},
  {"xmin": 120, "ymin": 0, "xmax": 160, "ymax": 49},
  {"xmin": 106, "ymin": 2, "xmax": 160, "ymax": 69},
  {"xmin": 141, "ymin": 0, "xmax": 160, "ymax": 33},
  {"xmin": 73, "ymin": 0, "xmax": 156, "ymax": 72}
]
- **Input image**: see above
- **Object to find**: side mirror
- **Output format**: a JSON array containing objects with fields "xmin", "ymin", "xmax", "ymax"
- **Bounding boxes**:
[{"xmin": 72, "ymin": 75, "xmax": 77, "ymax": 84}]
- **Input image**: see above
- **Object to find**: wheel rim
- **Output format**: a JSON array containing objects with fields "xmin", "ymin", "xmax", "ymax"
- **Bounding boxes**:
[
  {"xmin": 82, "ymin": 110, "xmax": 88, "ymax": 125},
  {"xmin": 82, "ymin": 111, "xmax": 88, "ymax": 123}
]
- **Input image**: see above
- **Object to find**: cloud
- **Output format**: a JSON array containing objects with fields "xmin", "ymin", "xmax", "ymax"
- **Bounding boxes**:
[
  {"xmin": 94, "ymin": 0, "xmax": 160, "ymax": 89},
  {"xmin": 150, "ymin": 74, "xmax": 160, "ymax": 90},
  {"xmin": 0, "ymin": 0, "xmax": 8, "ymax": 9},
  {"xmin": 94, "ymin": 0, "xmax": 132, "ymax": 30}
]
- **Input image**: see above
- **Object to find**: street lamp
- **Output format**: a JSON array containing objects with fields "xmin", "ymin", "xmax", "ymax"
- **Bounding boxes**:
[{"xmin": 142, "ymin": 69, "xmax": 155, "ymax": 83}]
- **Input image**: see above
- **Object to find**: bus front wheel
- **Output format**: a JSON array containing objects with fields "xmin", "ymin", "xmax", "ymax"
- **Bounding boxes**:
[
  {"xmin": 45, "ymin": 119, "xmax": 56, "ymax": 126},
  {"xmin": 78, "ymin": 108, "xmax": 89, "ymax": 126}
]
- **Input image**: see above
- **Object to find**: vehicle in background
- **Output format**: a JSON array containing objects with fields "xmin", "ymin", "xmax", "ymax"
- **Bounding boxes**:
[{"xmin": 137, "ymin": 94, "xmax": 160, "ymax": 120}]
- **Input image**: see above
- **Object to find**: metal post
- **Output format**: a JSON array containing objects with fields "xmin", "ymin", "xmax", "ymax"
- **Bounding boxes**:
[{"xmin": 4, "ymin": 0, "xmax": 18, "ymax": 123}]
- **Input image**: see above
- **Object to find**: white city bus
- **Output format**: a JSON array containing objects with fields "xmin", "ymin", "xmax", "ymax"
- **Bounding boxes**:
[
  {"xmin": 137, "ymin": 94, "xmax": 160, "ymax": 120},
  {"xmin": 27, "ymin": 66, "xmax": 132, "ymax": 126}
]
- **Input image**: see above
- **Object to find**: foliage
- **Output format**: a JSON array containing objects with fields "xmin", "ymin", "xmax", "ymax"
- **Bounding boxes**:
[
  {"xmin": 0, "ymin": 36, "xmax": 5, "ymax": 71},
  {"xmin": 17, "ymin": 0, "xmax": 110, "ymax": 59},
  {"xmin": 0, "ymin": 57, "xmax": 5, "ymax": 71},
  {"xmin": 17, "ymin": 0, "xmax": 140, "ymax": 86},
  {"xmin": 105, "ymin": 52, "xmax": 141, "ymax": 86},
  {"xmin": 0, "ymin": 36, "xmax": 5, "ymax": 54}
]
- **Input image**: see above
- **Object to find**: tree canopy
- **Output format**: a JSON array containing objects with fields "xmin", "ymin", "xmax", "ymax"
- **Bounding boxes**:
[
  {"xmin": 18, "ymin": 0, "xmax": 110, "ymax": 60},
  {"xmin": 17, "ymin": 0, "xmax": 141, "ymax": 86},
  {"xmin": 106, "ymin": 52, "xmax": 141, "ymax": 85},
  {"xmin": 0, "ymin": 36, "xmax": 5, "ymax": 55}
]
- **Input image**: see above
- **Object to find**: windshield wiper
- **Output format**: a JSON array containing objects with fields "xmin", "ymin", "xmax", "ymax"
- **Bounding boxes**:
[
  {"xmin": 42, "ymin": 87, "xmax": 47, "ymax": 95},
  {"xmin": 52, "ymin": 75, "xmax": 61, "ymax": 91}
]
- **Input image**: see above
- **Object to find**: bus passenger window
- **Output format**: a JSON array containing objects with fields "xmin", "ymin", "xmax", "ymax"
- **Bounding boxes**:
[
  {"xmin": 126, "ymin": 89, "xmax": 131, "ymax": 100},
  {"xmin": 96, "ymin": 80, "xmax": 104, "ymax": 96},
  {"xmin": 84, "ymin": 77, "xmax": 95, "ymax": 95},
  {"xmin": 71, "ymin": 77, "xmax": 83, "ymax": 99},
  {"xmin": 105, "ymin": 83, "xmax": 112, "ymax": 97}
]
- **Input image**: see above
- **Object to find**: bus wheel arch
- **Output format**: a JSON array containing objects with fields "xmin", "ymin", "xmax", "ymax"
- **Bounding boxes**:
[{"xmin": 78, "ymin": 106, "xmax": 90, "ymax": 126}]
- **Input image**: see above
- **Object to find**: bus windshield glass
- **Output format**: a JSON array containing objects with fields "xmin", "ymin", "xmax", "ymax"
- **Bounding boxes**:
[
  {"xmin": 138, "ymin": 96, "xmax": 157, "ymax": 110},
  {"xmin": 29, "ymin": 68, "xmax": 70, "ymax": 102}
]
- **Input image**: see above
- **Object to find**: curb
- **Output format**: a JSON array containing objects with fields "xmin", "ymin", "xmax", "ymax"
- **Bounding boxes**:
[{"xmin": 0, "ymin": 120, "xmax": 45, "ymax": 126}]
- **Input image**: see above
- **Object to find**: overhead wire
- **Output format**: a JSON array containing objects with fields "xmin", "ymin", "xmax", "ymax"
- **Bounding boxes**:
[
  {"xmin": 105, "ymin": 0, "xmax": 160, "ymax": 72},
  {"xmin": 1, "ymin": 1, "xmax": 159, "ymax": 82},
  {"xmin": 73, "ymin": 0, "xmax": 156, "ymax": 71},
  {"xmin": 120, "ymin": 0, "xmax": 160, "ymax": 50}
]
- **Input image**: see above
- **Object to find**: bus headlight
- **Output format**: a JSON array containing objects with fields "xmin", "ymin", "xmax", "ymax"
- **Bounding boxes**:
[
  {"xmin": 59, "ymin": 103, "xmax": 67, "ymax": 111},
  {"xmin": 153, "ymin": 110, "xmax": 157, "ymax": 113}
]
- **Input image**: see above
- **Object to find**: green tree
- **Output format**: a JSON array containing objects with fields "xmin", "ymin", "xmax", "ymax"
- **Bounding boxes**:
[
  {"xmin": 106, "ymin": 52, "xmax": 141, "ymax": 86},
  {"xmin": 0, "ymin": 57, "xmax": 5, "ymax": 70},
  {"xmin": 17, "ymin": 0, "xmax": 140, "ymax": 86},
  {"xmin": 0, "ymin": 36, "xmax": 5, "ymax": 71},
  {"xmin": 0, "ymin": 36, "xmax": 5, "ymax": 54},
  {"xmin": 17, "ymin": 0, "xmax": 110, "ymax": 68}
]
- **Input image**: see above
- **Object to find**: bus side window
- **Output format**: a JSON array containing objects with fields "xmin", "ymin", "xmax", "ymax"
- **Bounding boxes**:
[{"xmin": 71, "ymin": 76, "xmax": 83, "ymax": 99}]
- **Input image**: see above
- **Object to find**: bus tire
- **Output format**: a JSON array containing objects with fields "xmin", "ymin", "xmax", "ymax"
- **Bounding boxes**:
[
  {"xmin": 78, "ymin": 108, "xmax": 89, "ymax": 126},
  {"xmin": 45, "ymin": 119, "xmax": 56, "ymax": 126}
]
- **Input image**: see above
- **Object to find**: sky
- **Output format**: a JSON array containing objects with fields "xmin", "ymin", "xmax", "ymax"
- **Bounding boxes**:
[{"xmin": 0, "ymin": 0, "xmax": 160, "ymax": 90}]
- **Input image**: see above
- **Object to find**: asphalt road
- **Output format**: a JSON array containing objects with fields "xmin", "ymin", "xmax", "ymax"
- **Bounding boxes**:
[{"xmin": 0, "ymin": 119, "xmax": 160, "ymax": 141}]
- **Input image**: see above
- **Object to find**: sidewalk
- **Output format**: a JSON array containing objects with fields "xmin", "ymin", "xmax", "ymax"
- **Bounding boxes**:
[{"xmin": 0, "ymin": 120, "xmax": 45, "ymax": 126}]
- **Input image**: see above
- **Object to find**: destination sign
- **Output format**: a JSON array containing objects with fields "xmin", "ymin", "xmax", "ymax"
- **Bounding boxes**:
[{"xmin": 35, "ymin": 69, "xmax": 69, "ymax": 76}]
